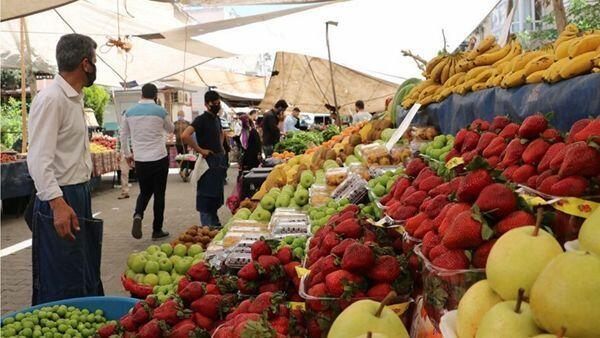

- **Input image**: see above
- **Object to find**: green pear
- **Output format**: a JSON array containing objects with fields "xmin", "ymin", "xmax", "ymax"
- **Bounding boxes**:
[
  {"xmin": 578, "ymin": 206, "xmax": 600, "ymax": 255},
  {"xmin": 457, "ymin": 280, "xmax": 503, "ymax": 338},
  {"xmin": 476, "ymin": 290, "xmax": 542, "ymax": 338},
  {"xmin": 486, "ymin": 211, "xmax": 563, "ymax": 300},
  {"xmin": 530, "ymin": 251, "xmax": 600, "ymax": 338},
  {"xmin": 328, "ymin": 292, "xmax": 409, "ymax": 338}
]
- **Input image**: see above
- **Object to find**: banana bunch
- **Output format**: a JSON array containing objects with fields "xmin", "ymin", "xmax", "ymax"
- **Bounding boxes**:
[
  {"xmin": 422, "ymin": 52, "xmax": 469, "ymax": 85},
  {"xmin": 543, "ymin": 25, "xmax": 600, "ymax": 83}
]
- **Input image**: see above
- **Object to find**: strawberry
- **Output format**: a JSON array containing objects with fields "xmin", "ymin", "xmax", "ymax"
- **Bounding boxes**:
[
  {"xmin": 269, "ymin": 316, "xmax": 289, "ymax": 335},
  {"xmin": 226, "ymin": 299, "xmax": 254, "ymax": 321},
  {"xmin": 97, "ymin": 323, "xmax": 119, "ymax": 338},
  {"xmin": 362, "ymin": 228, "xmax": 377, "ymax": 244},
  {"xmin": 526, "ymin": 175, "xmax": 538, "ymax": 188},
  {"xmin": 502, "ymin": 165, "xmax": 519, "ymax": 180},
  {"xmin": 538, "ymin": 142, "xmax": 566, "ymax": 172},
  {"xmin": 190, "ymin": 294, "xmax": 223, "ymax": 320},
  {"xmin": 388, "ymin": 205, "xmax": 417, "ymax": 221},
  {"xmin": 498, "ymin": 123, "xmax": 520, "ymax": 139},
  {"xmin": 535, "ymin": 170, "xmax": 554, "ymax": 188},
  {"xmin": 432, "ymin": 203, "xmax": 454, "ymax": 228},
  {"xmin": 551, "ymin": 176, "xmax": 588, "ymax": 197},
  {"xmin": 324, "ymin": 269, "xmax": 364, "ymax": 297},
  {"xmin": 414, "ymin": 218, "xmax": 435, "ymax": 239},
  {"xmin": 404, "ymin": 212, "xmax": 429, "ymax": 235},
  {"xmin": 486, "ymin": 156, "xmax": 500, "ymax": 168},
  {"xmin": 442, "ymin": 210, "xmax": 484, "ymax": 249},
  {"xmin": 392, "ymin": 178, "xmax": 411, "ymax": 199},
  {"xmin": 187, "ymin": 263, "xmax": 212, "ymax": 282},
  {"xmin": 519, "ymin": 114, "xmax": 547, "ymax": 139},
  {"xmin": 500, "ymin": 138, "xmax": 526, "ymax": 167},
  {"xmin": 449, "ymin": 176, "xmax": 464, "ymax": 191},
  {"xmin": 341, "ymin": 204, "xmax": 360, "ymax": 214},
  {"xmin": 438, "ymin": 203, "xmax": 471, "ymax": 236},
  {"xmin": 404, "ymin": 190, "xmax": 427, "ymax": 208},
  {"xmin": 238, "ymin": 262, "xmax": 260, "ymax": 281},
  {"xmin": 213, "ymin": 325, "xmax": 233, "ymax": 338},
  {"xmin": 476, "ymin": 132, "xmax": 497, "ymax": 152},
  {"xmin": 567, "ymin": 118, "xmax": 591, "ymax": 143},
  {"xmin": 367, "ymin": 283, "xmax": 394, "ymax": 301},
  {"xmin": 192, "ymin": 312, "xmax": 213, "ymax": 331},
  {"xmin": 423, "ymin": 194, "xmax": 449, "ymax": 218},
  {"xmin": 428, "ymin": 182, "xmax": 453, "ymax": 197},
  {"xmin": 177, "ymin": 276, "xmax": 191, "ymax": 294},
  {"xmin": 366, "ymin": 255, "xmax": 401, "ymax": 283},
  {"xmin": 259, "ymin": 282, "xmax": 282, "ymax": 293},
  {"xmin": 522, "ymin": 138, "xmax": 550, "ymax": 165},
  {"xmin": 419, "ymin": 175, "xmax": 444, "ymax": 192},
  {"xmin": 341, "ymin": 243, "xmax": 374, "ymax": 273},
  {"xmin": 462, "ymin": 149, "xmax": 479, "ymax": 164},
  {"xmin": 496, "ymin": 210, "xmax": 536, "ymax": 234},
  {"xmin": 237, "ymin": 278, "xmax": 257, "ymax": 294},
  {"xmin": 445, "ymin": 148, "xmax": 461, "ymax": 162},
  {"xmin": 275, "ymin": 247, "xmax": 293, "ymax": 264},
  {"xmin": 178, "ymin": 281, "xmax": 205, "ymax": 304},
  {"xmin": 461, "ymin": 131, "xmax": 480, "ymax": 153},
  {"xmin": 306, "ymin": 283, "xmax": 328, "ymax": 311},
  {"xmin": 457, "ymin": 169, "xmax": 493, "ymax": 203},
  {"xmin": 169, "ymin": 319, "xmax": 200, "ymax": 338},
  {"xmin": 248, "ymin": 292, "xmax": 283, "ymax": 315},
  {"xmin": 538, "ymin": 175, "xmax": 561, "ymax": 194},
  {"xmin": 331, "ymin": 238, "xmax": 356, "ymax": 257},
  {"xmin": 454, "ymin": 129, "xmax": 468, "ymax": 150},
  {"xmin": 413, "ymin": 168, "xmax": 435, "ymax": 187},
  {"xmin": 152, "ymin": 300, "xmax": 187, "ymax": 326},
  {"xmin": 573, "ymin": 118, "xmax": 600, "ymax": 142},
  {"xmin": 473, "ymin": 240, "xmax": 496, "ymax": 269},
  {"xmin": 491, "ymin": 115, "xmax": 511, "ymax": 132},
  {"xmin": 333, "ymin": 218, "xmax": 362, "ymax": 239},
  {"xmin": 559, "ymin": 142, "xmax": 600, "ymax": 178},
  {"xmin": 405, "ymin": 158, "xmax": 427, "ymax": 177},
  {"xmin": 470, "ymin": 118, "xmax": 490, "ymax": 132},
  {"xmin": 431, "ymin": 250, "xmax": 469, "ymax": 270},
  {"xmin": 429, "ymin": 244, "xmax": 450, "ymax": 261},
  {"xmin": 541, "ymin": 128, "xmax": 563, "ymax": 143},
  {"xmin": 258, "ymin": 255, "xmax": 281, "ymax": 273},
  {"xmin": 137, "ymin": 319, "xmax": 167, "ymax": 338},
  {"xmin": 422, "ymin": 231, "xmax": 441, "ymax": 258},
  {"xmin": 400, "ymin": 186, "xmax": 417, "ymax": 202},
  {"xmin": 512, "ymin": 164, "xmax": 537, "ymax": 184},
  {"xmin": 474, "ymin": 183, "xmax": 517, "ymax": 217},
  {"xmin": 251, "ymin": 240, "xmax": 272, "ymax": 260},
  {"xmin": 549, "ymin": 145, "xmax": 568, "ymax": 171},
  {"xmin": 132, "ymin": 303, "xmax": 152, "ymax": 325}
]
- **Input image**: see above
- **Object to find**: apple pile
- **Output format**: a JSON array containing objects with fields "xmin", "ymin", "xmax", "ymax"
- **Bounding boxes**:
[{"xmin": 236, "ymin": 239, "xmax": 303, "ymax": 299}]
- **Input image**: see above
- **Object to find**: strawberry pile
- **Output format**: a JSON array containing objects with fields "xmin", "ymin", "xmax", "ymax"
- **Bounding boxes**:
[
  {"xmin": 213, "ymin": 291, "xmax": 305, "ymax": 338},
  {"xmin": 448, "ymin": 115, "xmax": 600, "ymax": 197},
  {"xmin": 236, "ymin": 239, "xmax": 303, "ymax": 300}
]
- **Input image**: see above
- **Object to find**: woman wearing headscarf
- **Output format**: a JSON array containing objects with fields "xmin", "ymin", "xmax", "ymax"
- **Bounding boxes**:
[{"xmin": 239, "ymin": 113, "xmax": 262, "ymax": 172}]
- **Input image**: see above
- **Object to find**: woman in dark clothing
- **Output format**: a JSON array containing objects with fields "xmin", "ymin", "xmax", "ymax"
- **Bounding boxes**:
[{"xmin": 239, "ymin": 114, "xmax": 262, "ymax": 171}]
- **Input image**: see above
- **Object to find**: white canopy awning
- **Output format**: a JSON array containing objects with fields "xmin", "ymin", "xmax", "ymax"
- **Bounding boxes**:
[
  {"xmin": 0, "ymin": 0, "xmax": 76, "ymax": 21},
  {"xmin": 151, "ymin": 0, "xmax": 330, "ymax": 5}
]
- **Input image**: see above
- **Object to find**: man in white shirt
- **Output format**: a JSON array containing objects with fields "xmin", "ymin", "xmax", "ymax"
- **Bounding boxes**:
[
  {"xmin": 352, "ymin": 100, "xmax": 372, "ymax": 125},
  {"xmin": 120, "ymin": 84, "xmax": 174, "ymax": 240},
  {"xmin": 283, "ymin": 107, "xmax": 301, "ymax": 133},
  {"xmin": 27, "ymin": 33, "xmax": 104, "ymax": 304}
]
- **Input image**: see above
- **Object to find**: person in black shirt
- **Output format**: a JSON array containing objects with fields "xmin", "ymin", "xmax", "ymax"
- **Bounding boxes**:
[
  {"xmin": 181, "ymin": 91, "xmax": 228, "ymax": 228},
  {"xmin": 239, "ymin": 113, "xmax": 262, "ymax": 171},
  {"xmin": 262, "ymin": 99, "xmax": 288, "ymax": 157}
]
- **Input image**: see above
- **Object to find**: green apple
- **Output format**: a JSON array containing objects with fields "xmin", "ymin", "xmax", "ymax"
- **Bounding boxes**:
[
  {"xmin": 158, "ymin": 258, "xmax": 173, "ymax": 272},
  {"xmin": 144, "ymin": 260, "xmax": 160, "ymax": 274},
  {"xmin": 486, "ymin": 225, "xmax": 563, "ymax": 300},
  {"xmin": 171, "ymin": 271, "xmax": 182, "ymax": 281},
  {"xmin": 153, "ymin": 251, "xmax": 168, "ymax": 260},
  {"xmin": 174, "ymin": 257, "xmax": 192, "ymax": 274},
  {"xmin": 275, "ymin": 194, "xmax": 291, "ymax": 208},
  {"xmin": 173, "ymin": 244, "xmax": 187, "ymax": 257},
  {"xmin": 530, "ymin": 251, "xmax": 600, "ymax": 338},
  {"xmin": 256, "ymin": 208, "xmax": 272, "ymax": 222},
  {"xmin": 282, "ymin": 184, "xmax": 294, "ymax": 195},
  {"xmin": 338, "ymin": 198, "xmax": 350, "ymax": 206},
  {"xmin": 260, "ymin": 195, "xmax": 276, "ymax": 212},
  {"xmin": 187, "ymin": 244, "xmax": 203, "ymax": 257},
  {"xmin": 294, "ymin": 189, "xmax": 309, "ymax": 206},
  {"xmin": 160, "ymin": 243, "xmax": 173, "ymax": 257},
  {"xmin": 457, "ymin": 280, "xmax": 502, "ymax": 338},
  {"xmin": 158, "ymin": 273, "xmax": 172, "ymax": 286},
  {"xmin": 234, "ymin": 207, "xmax": 252, "ymax": 220},
  {"xmin": 143, "ymin": 273, "xmax": 159, "ymax": 286},
  {"xmin": 135, "ymin": 273, "xmax": 145, "ymax": 283},
  {"xmin": 328, "ymin": 298, "xmax": 409, "ymax": 338},
  {"xmin": 300, "ymin": 170, "xmax": 315, "ymax": 189},
  {"xmin": 146, "ymin": 245, "xmax": 161, "ymax": 255},
  {"xmin": 170, "ymin": 255, "xmax": 182, "ymax": 265},
  {"xmin": 127, "ymin": 253, "xmax": 138, "ymax": 269},
  {"xmin": 124, "ymin": 269, "xmax": 136, "ymax": 279},
  {"xmin": 476, "ymin": 296, "xmax": 541, "ymax": 338},
  {"xmin": 578, "ymin": 206, "xmax": 600, "ymax": 255},
  {"xmin": 373, "ymin": 184, "xmax": 386, "ymax": 197},
  {"xmin": 130, "ymin": 255, "xmax": 148, "ymax": 273}
]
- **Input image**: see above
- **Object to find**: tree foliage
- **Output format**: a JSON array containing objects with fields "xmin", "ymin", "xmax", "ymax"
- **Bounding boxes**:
[
  {"xmin": 1, "ymin": 98, "xmax": 25, "ymax": 149},
  {"xmin": 83, "ymin": 84, "xmax": 110, "ymax": 127}
]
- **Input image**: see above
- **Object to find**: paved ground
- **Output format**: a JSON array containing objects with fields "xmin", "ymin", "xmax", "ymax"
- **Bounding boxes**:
[{"xmin": 1, "ymin": 167, "xmax": 237, "ymax": 314}]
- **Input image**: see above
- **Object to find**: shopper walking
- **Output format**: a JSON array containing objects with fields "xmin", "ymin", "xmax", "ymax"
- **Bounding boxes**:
[
  {"xmin": 27, "ymin": 33, "xmax": 104, "ymax": 304},
  {"xmin": 182, "ymin": 91, "xmax": 229, "ymax": 228},
  {"xmin": 174, "ymin": 110, "xmax": 190, "ymax": 154},
  {"xmin": 239, "ymin": 114, "xmax": 262, "ymax": 172},
  {"xmin": 262, "ymin": 99, "xmax": 288, "ymax": 157},
  {"xmin": 120, "ymin": 83, "xmax": 174, "ymax": 240}
]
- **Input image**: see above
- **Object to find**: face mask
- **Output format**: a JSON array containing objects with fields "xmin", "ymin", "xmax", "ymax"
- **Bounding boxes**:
[
  {"xmin": 209, "ymin": 104, "xmax": 221, "ymax": 115},
  {"xmin": 84, "ymin": 61, "xmax": 96, "ymax": 87}
]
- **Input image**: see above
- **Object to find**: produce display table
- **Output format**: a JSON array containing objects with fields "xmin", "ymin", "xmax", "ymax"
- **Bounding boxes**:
[
  {"xmin": 90, "ymin": 152, "xmax": 118, "ymax": 177},
  {"xmin": 241, "ymin": 169, "xmax": 271, "ymax": 199},
  {"xmin": 0, "ymin": 160, "xmax": 34, "ymax": 200},
  {"xmin": 401, "ymin": 73, "xmax": 600, "ymax": 135}
]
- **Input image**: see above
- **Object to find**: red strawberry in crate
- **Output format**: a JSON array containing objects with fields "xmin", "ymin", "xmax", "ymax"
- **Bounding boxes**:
[
  {"xmin": 422, "ymin": 231, "xmax": 441, "ymax": 258},
  {"xmin": 405, "ymin": 190, "xmax": 428, "ymax": 208},
  {"xmin": 526, "ymin": 175, "xmax": 538, "ymax": 188},
  {"xmin": 432, "ymin": 203, "xmax": 454, "ymax": 228},
  {"xmin": 457, "ymin": 169, "xmax": 493, "ymax": 203},
  {"xmin": 331, "ymin": 238, "xmax": 356, "ymax": 257},
  {"xmin": 306, "ymin": 283, "xmax": 328, "ymax": 311},
  {"xmin": 512, "ymin": 164, "xmax": 537, "ymax": 184},
  {"xmin": 192, "ymin": 312, "xmax": 214, "ymax": 331},
  {"xmin": 283, "ymin": 261, "xmax": 300, "ymax": 279},
  {"xmin": 190, "ymin": 294, "xmax": 224, "ymax": 320},
  {"xmin": 475, "ymin": 183, "xmax": 516, "ymax": 218},
  {"xmin": 445, "ymin": 148, "xmax": 461, "ymax": 162},
  {"xmin": 519, "ymin": 114, "xmax": 548, "ymax": 139},
  {"xmin": 367, "ymin": 255, "xmax": 401, "ymax": 283},
  {"xmin": 428, "ymin": 182, "xmax": 453, "ymax": 197},
  {"xmin": 226, "ymin": 299, "xmax": 252, "ymax": 320},
  {"xmin": 454, "ymin": 129, "xmax": 468, "ymax": 150},
  {"xmin": 439, "ymin": 203, "xmax": 471, "ymax": 236},
  {"xmin": 496, "ymin": 210, "xmax": 536, "ymax": 234},
  {"xmin": 550, "ymin": 211, "xmax": 585, "ymax": 244},
  {"xmin": 413, "ymin": 168, "xmax": 435, "ymax": 187},
  {"xmin": 535, "ymin": 170, "xmax": 554, "ymax": 188},
  {"xmin": 483, "ymin": 136, "xmax": 506, "ymax": 158},
  {"xmin": 388, "ymin": 205, "xmax": 417, "ymax": 221},
  {"xmin": 169, "ymin": 319, "xmax": 202, "ymax": 338},
  {"xmin": 405, "ymin": 158, "xmax": 427, "ymax": 177},
  {"xmin": 367, "ymin": 283, "xmax": 394, "ymax": 301},
  {"xmin": 538, "ymin": 175, "xmax": 561, "ymax": 194},
  {"xmin": 258, "ymin": 255, "xmax": 282, "ymax": 274},
  {"xmin": 476, "ymin": 132, "xmax": 497, "ymax": 153},
  {"xmin": 251, "ymin": 240, "xmax": 272, "ymax": 260},
  {"xmin": 137, "ymin": 319, "xmax": 167, "ymax": 338},
  {"xmin": 559, "ymin": 141, "xmax": 600, "ymax": 178},
  {"xmin": 500, "ymin": 138, "xmax": 526, "ymax": 167},
  {"xmin": 473, "ymin": 240, "xmax": 496, "ymax": 269},
  {"xmin": 414, "ymin": 218, "xmax": 435, "ymax": 239},
  {"xmin": 341, "ymin": 243, "xmax": 374, "ymax": 273},
  {"xmin": 187, "ymin": 262, "xmax": 212, "ymax": 282},
  {"xmin": 573, "ymin": 118, "xmax": 600, "ymax": 142},
  {"xmin": 248, "ymin": 292, "xmax": 283, "ymax": 315},
  {"xmin": 522, "ymin": 138, "xmax": 550, "ymax": 165},
  {"xmin": 259, "ymin": 282, "xmax": 282, "ymax": 293},
  {"xmin": 501, "ymin": 165, "xmax": 519, "ymax": 180},
  {"xmin": 431, "ymin": 250, "xmax": 470, "ymax": 270},
  {"xmin": 392, "ymin": 178, "xmax": 411, "ymax": 199},
  {"xmin": 442, "ymin": 210, "xmax": 484, "ymax": 249},
  {"xmin": 450, "ymin": 176, "xmax": 464, "ymax": 190},
  {"xmin": 491, "ymin": 115, "xmax": 511, "ymax": 132},
  {"xmin": 152, "ymin": 299, "xmax": 187, "ymax": 326},
  {"xmin": 567, "ymin": 118, "xmax": 592, "ymax": 143},
  {"xmin": 238, "ymin": 262, "xmax": 260, "ymax": 281},
  {"xmin": 541, "ymin": 128, "xmax": 563, "ymax": 143},
  {"xmin": 429, "ymin": 244, "xmax": 450, "ymax": 261},
  {"xmin": 97, "ymin": 322, "xmax": 119, "ymax": 338},
  {"xmin": 498, "ymin": 123, "xmax": 520, "ymax": 139},
  {"xmin": 178, "ymin": 281, "xmax": 205, "ymax": 304},
  {"xmin": 419, "ymin": 175, "xmax": 444, "ymax": 192},
  {"xmin": 325, "ymin": 270, "xmax": 365, "ymax": 297},
  {"xmin": 549, "ymin": 145, "xmax": 568, "ymax": 171},
  {"xmin": 538, "ymin": 142, "xmax": 566, "ymax": 172},
  {"xmin": 362, "ymin": 228, "xmax": 377, "ymax": 244},
  {"xmin": 551, "ymin": 176, "xmax": 588, "ymax": 197},
  {"xmin": 270, "ymin": 316, "xmax": 290, "ymax": 335},
  {"xmin": 404, "ymin": 212, "xmax": 429, "ymax": 235},
  {"xmin": 470, "ymin": 118, "xmax": 490, "ymax": 132},
  {"xmin": 423, "ymin": 194, "xmax": 450, "ymax": 218},
  {"xmin": 462, "ymin": 149, "xmax": 480, "ymax": 164},
  {"xmin": 275, "ymin": 247, "xmax": 293, "ymax": 264},
  {"xmin": 333, "ymin": 218, "xmax": 362, "ymax": 239},
  {"xmin": 486, "ymin": 156, "xmax": 500, "ymax": 168},
  {"xmin": 461, "ymin": 131, "xmax": 480, "ymax": 153},
  {"xmin": 400, "ymin": 186, "xmax": 417, "ymax": 202}
]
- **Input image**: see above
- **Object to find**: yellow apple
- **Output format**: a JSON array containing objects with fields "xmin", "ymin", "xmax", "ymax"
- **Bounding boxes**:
[
  {"xmin": 457, "ymin": 280, "xmax": 503, "ymax": 338},
  {"xmin": 476, "ymin": 291, "xmax": 542, "ymax": 338},
  {"xmin": 352, "ymin": 334, "xmax": 389, "ymax": 338},
  {"xmin": 530, "ymin": 251, "xmax": 600, "ymax": 338},
  {"xmin": 578, "ymin": 207, "xmax": 600, "ymax": 255}
]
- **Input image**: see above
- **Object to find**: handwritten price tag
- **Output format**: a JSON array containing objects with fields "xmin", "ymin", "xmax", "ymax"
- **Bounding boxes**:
[
  {"xmin": 388, "ymin": 301, "xmax": 411, "ymax": 316},
  {"xmin": 445, "ymin": 157, "xmax": 464, "ymax": 169},
  {"xmin": 295, "ymin": 266, "xmax": 310, "ymax": 278},
  {"xmin": 552, "ymin": 197, "xmax": 599, "ymax": 218},
  {"xmin": 519, "ymin": 194, "xmax": 551, "ymax": 207},
  {"xmin": 288, "ymin": 302, "xmax": 306, "ymax": 311}
]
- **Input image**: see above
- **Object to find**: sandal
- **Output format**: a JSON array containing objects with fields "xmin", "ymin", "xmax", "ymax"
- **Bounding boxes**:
[{"xmin": 118, "ymin": 193, "xmax": 130, "ymax": 199}]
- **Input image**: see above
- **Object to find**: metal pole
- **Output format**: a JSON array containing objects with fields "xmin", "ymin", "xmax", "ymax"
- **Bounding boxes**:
[
  {"xmin": 19, "ymin": 18, "xmax": 28, "ymax": 153},
  {"xmin": 325, "ymin": 21, "xmax": 340, "ymax": 127}
]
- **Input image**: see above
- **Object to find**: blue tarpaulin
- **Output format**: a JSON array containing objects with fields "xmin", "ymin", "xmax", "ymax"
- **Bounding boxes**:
[{"xmin": 398, "ymin": 73, "xmax": 600, "ymax": 134}]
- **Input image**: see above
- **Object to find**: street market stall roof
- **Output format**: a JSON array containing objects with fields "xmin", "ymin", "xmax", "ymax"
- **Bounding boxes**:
[
  {"xmin": 0, "ymin": 0, "xmax": 76, "ymax": 21},
  {"xmin": 259, "ymin": 51, "xmax": 398, "ymax": 113},
  {"xmin": 151, "ymin": 0, "xmax": 331, "ymax": 5}
]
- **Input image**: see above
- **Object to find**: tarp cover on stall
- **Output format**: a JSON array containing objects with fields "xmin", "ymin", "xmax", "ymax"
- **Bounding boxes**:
[
  {"xmin": 402, "ymin": 73, "xmax": 600, "ymax": 134},
  {"xmin": 260, "ymin": 51, "xmax": 398, "ymax": 113},
  {"xmin": 0, "ymin": 161, "xmax": 34, "ymax": 199}
]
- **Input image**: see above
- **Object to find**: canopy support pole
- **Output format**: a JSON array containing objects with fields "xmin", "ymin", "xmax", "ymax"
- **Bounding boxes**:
[
  {"xmin": 325, "ymin": 21, "xmax": 340, "ymax": 127},
  {"xmin": 19, "ymin": 18, "xmax": 28, "ymax": 153}
]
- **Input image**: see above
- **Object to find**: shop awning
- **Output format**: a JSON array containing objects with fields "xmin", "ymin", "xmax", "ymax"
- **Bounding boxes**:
[{"xmin": 0, "ymin": 0, "xmax": 76, "ymax": 22}]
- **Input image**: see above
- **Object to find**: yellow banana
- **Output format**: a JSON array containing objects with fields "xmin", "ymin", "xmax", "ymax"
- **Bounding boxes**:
[
  {"xmin": 418, "ymin": 84, "xmax": 442, "ymax": 100},
  {"xmin": 473, "ymin": 68, "xmax": 496, "ymax": 84},
  {"xmin": 555, "ymin": 37, "xmax": 582, "ymax": 59},
  {"xmin": 511, "ymin": 51, "xmax": 547, "ymax": 72},
  {"xmin": 425, "ymin": 54, "xmax": 445, "ymax": 76},
  {"xmin": 523, "ymin": 54, "xmax": 555, "ymax": 76},
  {"xmin": 474, "ymin": 41, "xmax": 512, "ymax": 66},
  {"xmin": 439, "ymin": 87, "xmax": 453, "ymax": 98},
  {"xmin": 401, "ymin": 98, "xmax": 415, "ymax": 109},
  {"xmin": 462, "ymin": 78, "xmax": 479, "ymax": 92},
  {"xmin": 465, "ymin": 66, "xmax": 491, "ymax": 81},
  {"xmin": 429, "ymin": 57, "xmax": 448, "ymax": 82},
  {"xmin": 592, "ymin": 67, "xmax": 600, "ymax": 73},
  {"xmin": 568, "ymin": 34, "xmax": 600, "ymax": 58},
  {"xmin": 559, "ymin": 51, "xmax": 599, "ymax": 79},
  {"xmin": 420, "ymin": 95, "xmax": 434, "ymax": 106},
  {"xmin": 445, "ymin": 72, "xmax": 466, "ymax": 87},
  {"xmin": 440, "ymin": 59, "xmax": 452, "ymax": 84},
  {"xmin": 492, "ymin": 74, "xmax": 504, "ymax": 87},
  {"xmin": 485, "ymin": 73, "xmax": 497, "ymax": 88},
  {"xmin": 564, "ymin": 23, "xmax": 580, "ymax": 35},
  {"xmin": 544, "ymin": 57, "xmax": 571, "ymax": 83},
  {"xmin": 492, "ymin": 42, "xmax": 523, "ymax": 67},
  {"xmin": 594, "ymin": 54, "xmax": 600, "ymax": 67},
  {"xmin": 472, "ymin": 83, "xmax": 488, "ymax": 91},
  {"xmin": 553, "ymin": 24, "xmax": 579, "ymax": 49},
  {"xmin": 475, "ymin": 36, "xmax": 497, "ymax": 54},
  {"xmin": 526, "ymin": 70, "xmax": 545, "ymax": 84},
  {"xmin": 502, "ymin": 69, "xmax": 527, "ymax": 88}
]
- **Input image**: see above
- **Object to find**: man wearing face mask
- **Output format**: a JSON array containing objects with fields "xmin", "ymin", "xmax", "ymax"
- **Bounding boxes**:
[
  {"xmin": 27, "ymin": 33, "xmax": 104, "ymax": 304},
  {"xmin": 262, "ymin": 99, "xmax": 288, "ymax": 157},
  {"xmin": 121, "ymin": 83, "xmax": 174, "ymax": 240},
  {"xmin": 181, "ymin": 91, "xmax": 229, "ymax": 228}
]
